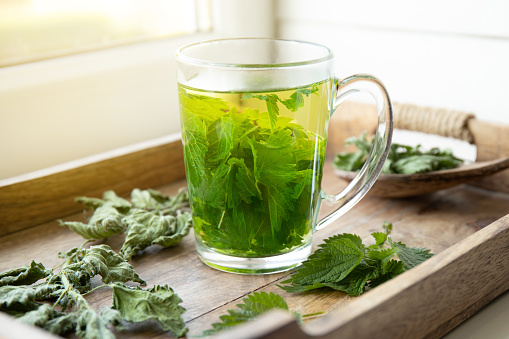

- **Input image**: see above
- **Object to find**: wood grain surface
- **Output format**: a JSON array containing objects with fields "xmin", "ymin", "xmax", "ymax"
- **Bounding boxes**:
[
  {"xmin": 1, "ymin": 157, "xmax": 509, "ymax": 338},
  {"xmin": 469, "ymin": 119, "xmax": 509, "ymax": 193}
]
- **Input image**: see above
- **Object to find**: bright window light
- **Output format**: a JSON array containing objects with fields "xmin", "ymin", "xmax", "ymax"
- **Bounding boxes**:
[{"xmin": 0, "ymin": 0, "xmax": 211, "ymax": 67}]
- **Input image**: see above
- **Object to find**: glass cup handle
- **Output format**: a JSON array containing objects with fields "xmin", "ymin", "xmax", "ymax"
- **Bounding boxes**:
[{"xmin": 315, "ymin": 74, "xmax": 393, "ymax": 231}]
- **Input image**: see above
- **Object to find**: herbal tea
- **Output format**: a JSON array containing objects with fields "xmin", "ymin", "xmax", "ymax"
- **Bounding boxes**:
[
  {"xmin": 176, "ymin": 38, "xmax": 393, "ymax": 273},
  {"xmin": 179, "ymin": 81, "xmax": 332, "ymax": 258}
]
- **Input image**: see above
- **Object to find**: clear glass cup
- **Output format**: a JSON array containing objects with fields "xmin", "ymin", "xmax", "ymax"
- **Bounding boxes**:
[{"xmin": 176, "ymin": 38, "xmax": 392, "ymax": 274}]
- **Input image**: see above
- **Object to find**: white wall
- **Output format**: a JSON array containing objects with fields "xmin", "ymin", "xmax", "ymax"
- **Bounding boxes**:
[{"xmin": 276, "ymin": 0, "xmax": 509, "ymax": 124}]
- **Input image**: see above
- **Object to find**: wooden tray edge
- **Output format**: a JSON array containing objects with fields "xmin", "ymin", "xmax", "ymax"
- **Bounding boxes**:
[
  {"xmin": 0, "ymin": 134, "xmax": 186, "ymax": 237},
  {"xmin": 213, "ymin": 214, "xmax": 509, "ymax": 339},
  {"xmin": 1, "ymin": 215, "xmax": 508, "ymax": 338},
  {"xmin": 0, "ymin": 312, "xmax": 59, "ymax": 339}
]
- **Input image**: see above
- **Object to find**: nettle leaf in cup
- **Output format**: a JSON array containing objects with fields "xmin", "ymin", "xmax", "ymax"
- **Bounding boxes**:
[{"xmin": 179, "ymin": 82, "xmax": 328, "ymax": 259}]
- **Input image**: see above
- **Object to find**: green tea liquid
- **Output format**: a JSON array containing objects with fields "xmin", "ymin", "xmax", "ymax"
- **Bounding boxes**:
[{"xmin": 179, "ymin": 80, "xmax": 332, "ymax": 257}]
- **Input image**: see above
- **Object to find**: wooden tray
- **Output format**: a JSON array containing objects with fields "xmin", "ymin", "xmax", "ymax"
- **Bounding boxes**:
[{"xmin": 1, "ymin": 105, "xmax": 509, "ymax": 339}]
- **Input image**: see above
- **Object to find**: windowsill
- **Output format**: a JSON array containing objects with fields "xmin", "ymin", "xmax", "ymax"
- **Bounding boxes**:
[{"xmin": 0, "ymin": 32, "xmax": 216, "ymax": 180}]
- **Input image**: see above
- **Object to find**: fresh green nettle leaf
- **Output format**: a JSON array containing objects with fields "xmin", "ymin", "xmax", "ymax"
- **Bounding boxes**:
[
  {"xmin": 60, "ymin": 188, "xmax": 192, "ymax": 261},
  {"xmin": 178, "ymin": 87, "xmax": 230, "ymax": 123},
  {"xmin": 368, "ymin": 222, "xmax": 392, "ymax": 250},
  {"xmin": 389, "ymin": 239, "xmax": 435, "ymax": 270},
  {"xmin": 242, "ymin": 84, "xmax": 318, "ymax": 130},
  {"xmin": 333, "ymin": 132, "xmax": 463, "ymax": 174},
  {"xmin": 280, "ymin": 84, "xmax": 319, "ymax": 112},
  {"xmin": 278, "ymin": 223, "xmax": 434, "ymax": 296},
  {"xmin": 242, "ymin": 93, "xmax": 280, "ymax": 130},
  {"xmin": 278, "ymin": 233, "xmax": 366, "ymax": 294},
  {"xmin": 202, "ymin": 291, "xmax": 302, "ymax": 336},
  {"xmin": 58, "ymin": 204, "xmax": 126, "ymax": 240},
  {"xmin": 0, "ymin": 261, "xmax": 51, "ymax": 287}
]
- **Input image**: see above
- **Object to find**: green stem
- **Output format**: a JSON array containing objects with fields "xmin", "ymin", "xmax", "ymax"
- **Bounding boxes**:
[
  {"xmin": 52, "ymin": 286, "xmax": 70, "ymax": 310},
  {"xmin": 51, "ymin": 239, "xmax": 94, "ymax": 271},
  {"xmin": 302, "ymin": 311, "xmax": 325, "ymax": 318},
  {"xmin": 52, "ymin": 274, "xmax": 72, "ymax": 310},
  {"xmin": 239, "ymin": 126, "xmax": 258, "ymax": 140},
  {"xmin": 46, "ymin": 273, "xmax": 58, "ymax": 285},
  {"xmin": 51, "ymin": 262, "xmax": 66, "ymax": 271},
  {"xmin": 217, "ymin": 209, "xmax": 226, "ymax": 229},
  {"xmin": 65, "ymin": 239, "xmax": 94, "ymax": 266},
  {"xmin": 83, "ymin": 284, "xmax": 112, "ymax": 296},
  {"xmin": 75, "ymin": 239, "xmax": 94, "ymax": 258}
]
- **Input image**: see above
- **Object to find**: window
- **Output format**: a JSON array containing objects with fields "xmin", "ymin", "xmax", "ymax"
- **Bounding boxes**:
[
  {"xmin": 0, "ymin": 0, "xmax": 275, "ymax": 180},
  {"xmin": 0, "ymin": 0, "xmax": 211, "ymax": 67}
]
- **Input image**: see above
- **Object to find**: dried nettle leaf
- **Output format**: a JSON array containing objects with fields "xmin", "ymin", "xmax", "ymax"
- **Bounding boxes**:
[
  {"xmin": 76, "ymin": 190, "xmax": 132, "ymax": 212},
  {"xmin": 131, "ymin": 188, "xmax": 189, "ymax": 212},
  {"xmin": 58, "ymin": 204, "xmax": 127, "ymax": 240},
  {"xmin": 152, "ymin": 210, "xmax": 193, "ymax": 248},
  {"xmin": 43, "ymin": 312, "xmax": 79, "ymax": 336},
  {"xmin": 75, "ymin": 308, "xmax": 116, "ymax": 339},
  {"xmin": 0, "ymin": 285, "xmax": 42, "ymax": 316},
  {"xmin": 60, "ymin": 188, "xmax": 192, "ymax": 261},
  {"xmin": 0, "ymin": 241, "xmax": 188, "ymax": 338},
  {"xmin": 0, "ymin": 261, "xmax": 51, "ymax": 287},
  {"xmin": 61, "ymin": 245, "xmax": 146, "ymax": 286},
  {"xmin": 111, "ymin": 283, "xmax": 187, "ymax": 338},
  {"xmin": 18, "ymin": 304, "xmax": 63, "ymax": 327},
  {"xmin": 120, "ymin": 209, "xmax": 191, "ymax": 261}
]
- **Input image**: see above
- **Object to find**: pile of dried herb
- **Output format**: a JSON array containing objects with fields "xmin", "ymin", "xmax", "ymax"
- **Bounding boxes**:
[
  {"xmin": 0, "ymin": 243, "xmax": 187, "ymax": 338},
  {"xmin": 1, "ymin": 185, "xmax": 435, "ymax": 338},
  {"xmin": 1, "ymin": 187, "xmax": 192, "ymax": 338},
  {"xmin": 59, "ymin": 188, "xmax": 192, "ymax": 261}
]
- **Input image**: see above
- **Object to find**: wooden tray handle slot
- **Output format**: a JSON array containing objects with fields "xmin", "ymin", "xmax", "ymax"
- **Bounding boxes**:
[{"xmin": 393, "ymin": 103, "xmax": 476, "ymax": 144}]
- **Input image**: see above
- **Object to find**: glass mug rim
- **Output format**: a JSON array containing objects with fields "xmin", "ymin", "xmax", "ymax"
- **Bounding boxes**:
[{"xmin": 175, "ymin": 38, "xmax": 334, "ymax": 69}]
